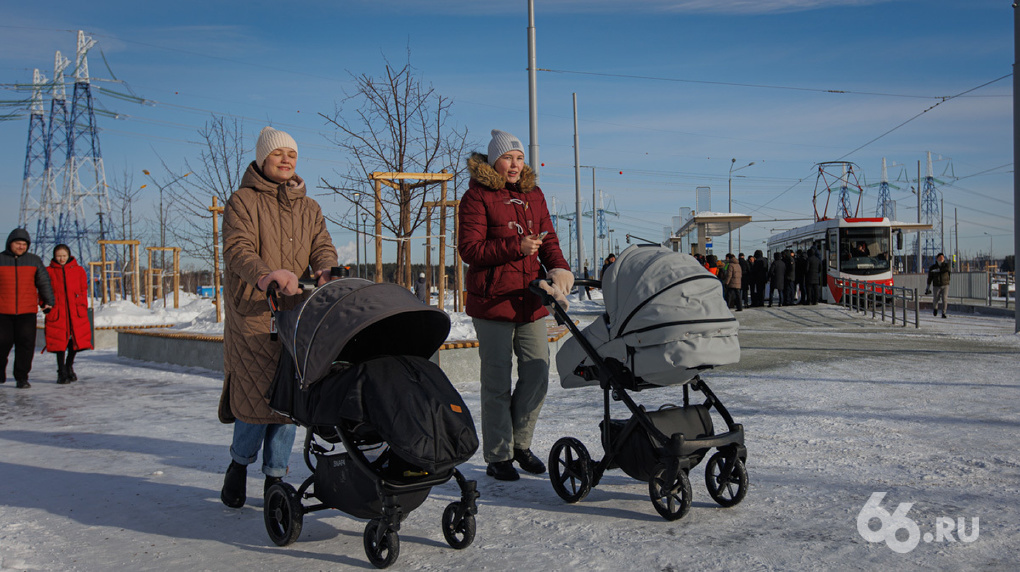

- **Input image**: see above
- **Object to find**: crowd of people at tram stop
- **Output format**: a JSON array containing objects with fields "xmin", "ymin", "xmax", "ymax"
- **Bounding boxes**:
[
  {"xmin": 692, "ymin": 247, "xmax": 825, "ymax": 310},
  {"xmin": 1, "ymin": 228, "xmax": 93, "ymax": 390}
]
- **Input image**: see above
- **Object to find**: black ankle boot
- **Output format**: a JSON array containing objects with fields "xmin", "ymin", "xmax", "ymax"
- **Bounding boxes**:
[
  {"xmin": 486, "ymin": 460, "xmax": 520, "ymax": 481},
  {"xmin": 264, "ymin": 476, "xmax": 283, "ymax": 494},
  {"xmin": 513, "ymin": 448, "xmax": 547, "ymax": 474},
  {"xmin": 57, "ymin": 368, "xmax": 69, "ymax": 384},
  {"xmin": 221, "ymin": 461, "xmax": 247, "ymax": 508},
  {"xmin": 67, "ymin": 365, "xmax": 77, "ymax": 382}
]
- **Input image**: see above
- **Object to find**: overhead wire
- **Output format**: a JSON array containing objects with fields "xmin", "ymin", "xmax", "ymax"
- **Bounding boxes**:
[
  {"xmin": 536, "ymin": 67, "xmax": 1007, "ymax": 100},
  {"xmin": 838, "ymin": 74, "xmax": 1013, "ymax": 159}
]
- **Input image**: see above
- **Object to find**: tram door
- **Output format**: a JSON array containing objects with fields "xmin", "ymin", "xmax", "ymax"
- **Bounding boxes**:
[{"xmin": 825, "ymin": 229, "xmax": 839, "ymax": 302}]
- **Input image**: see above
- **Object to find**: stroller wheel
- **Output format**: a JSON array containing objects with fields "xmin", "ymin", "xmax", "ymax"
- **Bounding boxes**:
[
  {"xmin": 363, "ymin": 518, "xmax": 400, "ymax": 569},
  {"xmin": 441, "ymin": 502, "xmax": 476, "ymax": 549},
  {"xmin": 549, "ymin": 437, "xmax": 593, "ymax": 503},
  {"xmin": 705, "ymin": 452, "xmax": 748, "ymax": 508},
  {"xmin": 264, "ymin": 482, "xmax": 304, "ymax": 546},
  {"xmin": 648, "ymin": 465, "xmax": 692, "ymax": 521}
]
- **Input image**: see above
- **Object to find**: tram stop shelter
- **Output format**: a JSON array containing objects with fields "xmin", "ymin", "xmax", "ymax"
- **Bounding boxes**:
[{"xmin": 670, "ymin": 212, "xmax": 752, "ymax": 256}]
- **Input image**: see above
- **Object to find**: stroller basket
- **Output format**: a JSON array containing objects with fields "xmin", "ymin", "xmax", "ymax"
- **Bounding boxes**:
[
  {"xmin": 601, "ymin": 404, "xmax": 713, "ymax": 482},
  {"xmin": 313, "ymin": 448, "xmax": 430, "ymax": 520}
]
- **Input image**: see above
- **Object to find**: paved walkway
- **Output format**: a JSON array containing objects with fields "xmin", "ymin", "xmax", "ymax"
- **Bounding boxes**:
[{"xmin": 726, "ymin": 302, "xmax": 1018, "ymax": 372}]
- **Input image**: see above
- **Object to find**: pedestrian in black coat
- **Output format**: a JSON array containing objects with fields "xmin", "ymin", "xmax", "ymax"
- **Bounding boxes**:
[
  {"xmin": 738, "ymin": 253, "xmax": 751, "ymax": 307},
  {"xmin": 783, "ymin": 251, "xmax": 796, "ymax": 306},
  {"xmin": 769, "ymin": 252, "xmax": 786, "ymax": 307},
  {"xmin": 414, "ymin": 273, "xmax": 429, "ymax": 304},
  {"xmin": 806, "ymin": 248, "xmax": 822, "ymax": 304},
  {"xmin": 751, "ymin": 249, "xmax": 768, "ymax": 307},
  {"xmin": 795, "ymin": 250, "xmax": 808, "ymax": 304}
]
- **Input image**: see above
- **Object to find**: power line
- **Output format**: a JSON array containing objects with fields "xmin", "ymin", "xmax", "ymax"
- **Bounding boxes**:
[
  {"xmin": 838, "ymin": 74, "xmax": 1012, "ymax": 159},
  {"xmin": 537, "ymin": 67, "xmax": 1010, "ymax": 100}
]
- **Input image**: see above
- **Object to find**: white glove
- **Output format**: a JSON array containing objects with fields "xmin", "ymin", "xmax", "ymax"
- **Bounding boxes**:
[
  {"xmin": 258, "ymin": 269, "xmax": 300, "ymax": 295},
  {"xmin": 538, "ymin": 281, "xmax": 569, "ymax": 312},
  {"xmin": 547, "ymin": 268, "xmax": 575, "ymax": 295}
]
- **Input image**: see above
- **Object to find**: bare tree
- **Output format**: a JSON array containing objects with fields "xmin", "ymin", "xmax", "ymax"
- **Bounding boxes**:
[
  {"xmin": 320, "ymin": 52, "xmax": 469, "ymax": 287},
  {"xmin": 159, "ymin": 115, "xmax": 249, "ymax": 266},
  {"xmin": 106, "ymin": 169, "xmax": 145, "ymax": 299}
]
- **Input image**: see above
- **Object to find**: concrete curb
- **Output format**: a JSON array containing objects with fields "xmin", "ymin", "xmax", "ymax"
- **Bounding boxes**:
[
  {"xmin": 920, "ymin": 301, "xmax": 1015, "ymax": 318},
  {"xmin": 117, "ymin": 329, "xmax": 224, "ymax": 372},
  {"xmin": 114, "ymin": 321, "xmax": 575, "ymax": 379}
]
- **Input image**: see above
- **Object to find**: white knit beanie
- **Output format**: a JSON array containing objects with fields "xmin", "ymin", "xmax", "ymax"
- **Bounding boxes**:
[
  {"xmin": 487, "ymin": 129, "xmax": 524, "ymax": 165},
  {"xmin": 256, "ymin": 126, "xmax": 299, "ymax": 168}
]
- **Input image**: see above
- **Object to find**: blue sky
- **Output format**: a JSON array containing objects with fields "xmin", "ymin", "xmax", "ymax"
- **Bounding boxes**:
[{"xmin": 0, "ymin": 0, "xmax": 1013, "ymax": 267}]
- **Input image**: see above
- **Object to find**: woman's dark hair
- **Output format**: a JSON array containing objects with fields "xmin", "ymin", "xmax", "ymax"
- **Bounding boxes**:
[{"xmin": 53, "ymin": 244, "xmax": 71, "ymax": 258}]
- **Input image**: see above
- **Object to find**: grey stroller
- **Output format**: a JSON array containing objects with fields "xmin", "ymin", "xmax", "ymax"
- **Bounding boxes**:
[{"xmin": 534, "ymin": 245, "xmax": 748, "ymax": 521}]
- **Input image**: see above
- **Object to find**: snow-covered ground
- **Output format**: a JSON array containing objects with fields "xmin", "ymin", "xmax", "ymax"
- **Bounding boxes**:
[{"xmin": 2, "ymin": 294, "xmax": 1019, "ymax": 570}]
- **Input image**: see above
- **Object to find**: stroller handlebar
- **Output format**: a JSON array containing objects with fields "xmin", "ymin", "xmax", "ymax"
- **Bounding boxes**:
[
  {"xmin": 528, "ymin": 277, "xmax": 603, "ymax": 300},
  {"xmin": 267, "ymin": 267, "xmax": 347, "ymax": 310},
  {"xmin": 528, "ymin": 278, "xmax": 553, "ymax": 301}
]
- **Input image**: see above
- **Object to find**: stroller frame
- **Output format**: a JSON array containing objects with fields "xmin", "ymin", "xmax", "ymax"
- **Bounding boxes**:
[
  {"xmin": 264, "ymin": 424, "xmax": 479, "ymax": 567},
  {"xmin": 261, "ymin": 279, "xmax": 480, "ymax": 568},
  {"xmin": 533, "ymin": 278, "xmax": 748, "ymax": 521}
]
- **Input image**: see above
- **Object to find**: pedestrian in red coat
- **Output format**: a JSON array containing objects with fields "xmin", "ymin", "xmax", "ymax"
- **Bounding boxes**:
[
  {"xmin": 458, "ymin": 129, "xmax": 574, "ymax": 482},
  {"xmin": 45, "ymin": 244, "xmax": 92, "ymax": 384}
]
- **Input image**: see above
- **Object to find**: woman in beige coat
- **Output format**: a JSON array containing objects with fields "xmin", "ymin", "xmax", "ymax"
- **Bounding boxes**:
[{"xmin": 219, "ymin": 126, "xmax": 338, "ymax": 508}]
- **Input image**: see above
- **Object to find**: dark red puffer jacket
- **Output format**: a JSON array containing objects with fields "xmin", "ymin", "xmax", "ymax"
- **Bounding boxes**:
[
  {"xmin": 45, "ymin": 257, "xmax": 93, "ymax": 351},
  {"xmin": 458, "ymin": 153, "xmax": 569, "ymax": 323}
]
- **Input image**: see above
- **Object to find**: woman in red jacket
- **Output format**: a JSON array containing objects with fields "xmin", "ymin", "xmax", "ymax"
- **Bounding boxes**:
[
  {"xmin": 458, "ymin": 129, "xmax": 573, "ymax": 481},
  {"xmin": 45, "ymin": 244, "xmax": 93, "ymax": 384}
]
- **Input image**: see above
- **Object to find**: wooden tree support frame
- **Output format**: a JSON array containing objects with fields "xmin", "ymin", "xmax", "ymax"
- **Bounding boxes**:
[
  {"xmin": 146, "ymin": 247, "xmax": 182, "ymax": 309},
  {"xmin": 98, "ymin": 240, "xmax": 141, "ymax": 305},
  {"xmin": 424, "ymin": 199, "xmax": 462, "ymax": 313},
  {"xmin": 88, "ymin": 261, "xmax": 117, "ymax": 307},
  {"xmin": 209, "ymin": 197, "xmax": 225, "ymax": 323},
  {"xmin": 368, "ymin": 171, "xmax": 461, "ymax": 312}
]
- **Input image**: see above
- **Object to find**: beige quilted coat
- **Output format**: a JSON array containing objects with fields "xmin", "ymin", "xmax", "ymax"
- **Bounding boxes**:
[{"xmin": 217, "ymin": 163, "xmax": 337, "ymax": 424}]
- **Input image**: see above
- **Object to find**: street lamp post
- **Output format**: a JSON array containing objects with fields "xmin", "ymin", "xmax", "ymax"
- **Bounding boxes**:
[
  {"xmin": 361, "ymin": 212, "xmax": 369, "ymax": 280},
  {"xmin": 726, "ymin": 157, "xmax": 758, "ymax": 252},
  {"xmin": 353, "ymin": 193, "xmax": 362, "ymax": 278},
  {"xmin": 728, "ymin": 159, "xmax": 755, "ymax": 254},
  {"xmin": 985, "ymin": 232, "xmax": 994, "ymax": 267}
]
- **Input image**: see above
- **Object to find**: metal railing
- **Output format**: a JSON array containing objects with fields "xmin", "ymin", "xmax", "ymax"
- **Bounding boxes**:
[
  {"xmin": 988, "ymin": 271, "xmax": 1015, "ymax": 309},
  {"xmin": 837, "ymin": 278, "xmax": 920, "ymax": 328}
]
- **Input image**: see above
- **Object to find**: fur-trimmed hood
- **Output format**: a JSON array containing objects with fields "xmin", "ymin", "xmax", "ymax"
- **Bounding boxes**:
[{"xmin": 467, "ymin": 152, "xmax": 537, "ymax": 193}]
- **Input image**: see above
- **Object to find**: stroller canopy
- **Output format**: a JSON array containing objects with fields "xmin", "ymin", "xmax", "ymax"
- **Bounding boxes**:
[
  {"xmin": 275, "ymin": 278, "xmax": 451, "ymax": 388},
  {"xmin": 557, "ymin": 245, "xmax": 739, "ymax": 388}
]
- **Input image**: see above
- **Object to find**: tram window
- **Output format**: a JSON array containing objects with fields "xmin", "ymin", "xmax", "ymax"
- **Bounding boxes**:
[{"xmin": 838, "ymin": 227, "xmax": 891, "ymax": 276}]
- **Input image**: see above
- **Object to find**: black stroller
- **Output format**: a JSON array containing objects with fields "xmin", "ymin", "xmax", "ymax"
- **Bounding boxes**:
[
  {"xmin": 264, "ymin": 276, "xmax": 480, "ymax": 568},
  {"xmin": 533, "ymin": 245, "xmax": 748, "ymax": 521}
]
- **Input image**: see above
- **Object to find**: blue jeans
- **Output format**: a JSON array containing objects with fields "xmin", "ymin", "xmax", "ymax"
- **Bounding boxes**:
[{"xmin": 229, "ymin": 420, "xmax": 297, "ymax": 478}]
